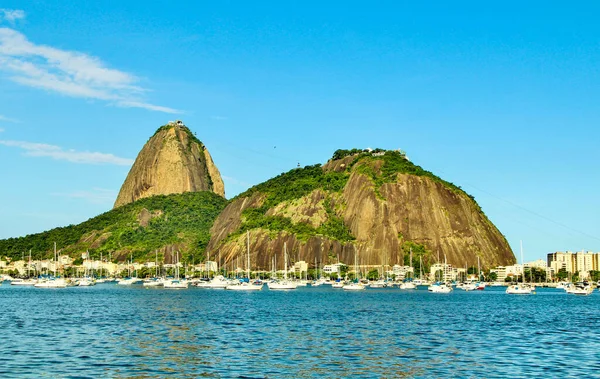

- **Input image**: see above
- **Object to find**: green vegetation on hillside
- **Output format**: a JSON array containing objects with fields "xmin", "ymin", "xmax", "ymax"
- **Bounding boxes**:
[
  {"xmin": 238, "ymin": 164, "xmax": 347, "ymax": 208},
  {"xmin": 152, "ymin": 123, "xmax": 206, "ymax": 150},
  {"xmin": 227, "ymin": 164, "xmax": 354, "ymax": 243},
  {"xmin": 221, "ymin": 149, "xmax": 482, "ymax": 245},
  {"xmin": 0, "ymin": 192, "xmax": 226, "ymax": 262}
]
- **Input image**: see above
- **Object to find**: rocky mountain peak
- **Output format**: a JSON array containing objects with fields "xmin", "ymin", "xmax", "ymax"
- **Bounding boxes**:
[{"xmin": 113, "ymin": 121, "xmax": 225, "ymax": 208}]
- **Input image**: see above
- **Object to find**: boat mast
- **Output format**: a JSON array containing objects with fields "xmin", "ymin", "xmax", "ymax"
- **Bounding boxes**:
[
  {"xmin": 53, "ymin": 242, "xmax": 57, "ymax": 278},
  {"xmin": 409, "ymin": 247, "xmax": 413, "ymax": 280},
  {"xmin": 355, "ymin": 249, "xmax": 358, "ymax": 281},
  {"xmin": 246, "ymin": 231, "xmax": 250, "ymax": 280},
  {"xmin": 283, "ymin": 242, "xmax": 288, "ymax": 280},
  {"xmin": 520, "ymin": 240, "xmax": 524, "ymax": 284},
  {"xmin": 444, "ymin": 254, "xmax": 447, "ymax": 283}
]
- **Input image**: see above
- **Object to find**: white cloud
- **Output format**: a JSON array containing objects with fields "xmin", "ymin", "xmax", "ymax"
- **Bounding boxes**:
[
  {"xmin": 0, "ymin": 114, "xmax": 19, "ymax": 123},
  {"xmin": 0, "ymin": 27, "xmax": 180, "ymax": 113},
  {"xmin": 0, "ymin": 139, "xmax": 134, "ymax": 165},
  {"xmin": 0, "ymin": 9, "xmax": 25, "ymax": 23},
  {"xmin": 210, "ymin": 115, "xmax": 228, "ymax": 121},
  {"xmin": 52, "ymin": 187, "xmax": 117, "ymax": 204}
]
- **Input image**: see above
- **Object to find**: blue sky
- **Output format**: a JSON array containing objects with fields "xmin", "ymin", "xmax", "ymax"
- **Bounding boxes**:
[{"xmin": 1, "ymin": 1, "xmax": 599, "ymax": 262}]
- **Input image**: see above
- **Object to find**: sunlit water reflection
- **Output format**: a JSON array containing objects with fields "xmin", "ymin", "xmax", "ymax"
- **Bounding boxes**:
[{"xmin": 1, "ymin": 284, "xmax": 599, "ymax": 378}]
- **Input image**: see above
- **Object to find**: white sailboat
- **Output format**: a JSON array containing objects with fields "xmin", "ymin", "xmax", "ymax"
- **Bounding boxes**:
[
  {"xmin": 343, "ymin": 249, "xmax": 365, "ymax": 291},
  {"xmin": 475, "ymin": 256, "xmax": 486, "ymax": 290},
  {"xmin": 78, "ymin": 252, "xmax": 96, "ymax": 286},
  {"xmin": 569, "ymin": 281, "xmax": 593, "ymax": 295},
  {"xmin": 428, "ymin": 254, "xmax": 452, "ymax": 293},
  {"xmin": 117, "ymin": 255, "xmax": 138, "ymax": 285},
  {"xmin": 164, "ymin": 251, "xmax": 189, "ymax": 289},
  {"xmin": 267, "ymin": 242, "xmax": 298, "ymax": 290},
  {"xmin": 226, "ymin": 231, "xmax": 263, "ymax": 291},
  {"xmin": 400, "ymin": 248, "xmax": 417, "ymax": 289},
  {"xmin": 143, "ymin": 251, "xmax": 164, "ymax": 287},
  {"xmin": 35, "ymin": 242, "xmax": 67, "ymax": 288},
  {"xmin": 506, "ymin": 241, "xmax": 532, "ymax": 295},
  {"xmin": 12, "ymin": 250, "xmax": 37, "ymax": 286}
]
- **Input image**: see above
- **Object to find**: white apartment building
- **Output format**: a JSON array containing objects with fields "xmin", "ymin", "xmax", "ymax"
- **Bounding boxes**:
[
  {"xmin": 429, "ymin": 263, "xmax": 464, "ymax": 282},
  {"xmin": 323, "ymin": 263, "xmax": 345, "ymax": 275},
  {"xmin": 194, "ymin": 261, "xmax": 218, "ymax": 272},
  {"xmin": 293, "ymin": 261, "xmax": 308, "ymax": 274},
  {"xmin": 391, "ymin": 265, "xmax": 414, "ymax": 280}
]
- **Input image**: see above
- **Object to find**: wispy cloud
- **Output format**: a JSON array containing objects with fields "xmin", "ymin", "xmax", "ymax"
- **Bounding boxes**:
[
  {"xmin": 0, "ymin": 128, "xmax": 4, "ymax": 132},
  {"xmin": 51, "ymin": 187, "xmax": 117, "ymax": 204},
  {"xmin": 210, "ymin": 115, "xmax": 228, "ymax": 121},
  {"xmin": 0, "ymin": 27, "xmax": 180, "ymax": 113},
  {"xmin": 0, "ymin": 9, "xmax": 25, "ymax": 23},
  {"xmin": 0, "ymin": 139, "xmax": 134, "ymax": 165},
  {"xmin": 0, "ymin": 114, "xmax": 19, "ymax": 123}
]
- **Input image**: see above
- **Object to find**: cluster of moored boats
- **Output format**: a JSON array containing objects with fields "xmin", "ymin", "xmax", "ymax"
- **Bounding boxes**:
[{"xmin": 6, "ymin": 275, "xmax": 598, "ymax": 295}]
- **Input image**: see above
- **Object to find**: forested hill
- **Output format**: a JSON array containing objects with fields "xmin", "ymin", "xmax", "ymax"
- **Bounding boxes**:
[{"xmin": 0, "ymin": 191, "xmax": 226, "ymax": 263}]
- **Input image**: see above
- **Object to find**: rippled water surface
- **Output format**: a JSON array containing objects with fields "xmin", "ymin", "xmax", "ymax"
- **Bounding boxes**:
[{"xmin": 1, "ymin": 284, "xmax": 600, "ymax": 378}]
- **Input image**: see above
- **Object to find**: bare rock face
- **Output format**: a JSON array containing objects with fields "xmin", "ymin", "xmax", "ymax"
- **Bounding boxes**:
[
  {"xmin": 114, "ymin": 122, "xmax": 225, "ymax": 208},
  {"xmin": 207, "ymin": 153, "xmax": 515, "ymax": 270}
]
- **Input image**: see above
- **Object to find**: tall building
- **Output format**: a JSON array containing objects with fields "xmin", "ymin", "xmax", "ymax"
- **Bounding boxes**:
[{"xmin": 547, "ymin": 250, "xmax": 599, "ymax": 279}]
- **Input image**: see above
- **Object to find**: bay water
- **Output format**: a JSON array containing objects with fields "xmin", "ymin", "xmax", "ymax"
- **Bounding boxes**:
[{"xmin": 1, "ymin": 284, "xmax": 599, "ymax": 378}]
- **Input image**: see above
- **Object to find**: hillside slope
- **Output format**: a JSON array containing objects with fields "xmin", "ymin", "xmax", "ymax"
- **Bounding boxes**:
[
  {"xmin": 207, "ymin": 149, "xmax": 515, "ymax": 271},
  {"xmin": 0, "ymin": 192, "xmax": 227, "ymax": 263}
]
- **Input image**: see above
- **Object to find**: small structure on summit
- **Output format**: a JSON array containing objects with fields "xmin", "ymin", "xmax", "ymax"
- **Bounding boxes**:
[{"xmin": 167, "ymin": 120, "xmax": 184, "ymax": 126}]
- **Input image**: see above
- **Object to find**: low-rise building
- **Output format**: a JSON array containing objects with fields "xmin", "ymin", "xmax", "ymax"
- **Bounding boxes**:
[
  {"xmin": 323, "ymin": 263, "xmax": 345, "ymax": 275},
  {"xmin": 293, "ymin": 261, "xmax": 308, "ymax": 274},
  {"xmin": 429, "ymin": 263, "xmax": 464, "ymax": 282},
  {"xmin": 391, "ymin": 265, "xmax": 414, "ymax": 280}
]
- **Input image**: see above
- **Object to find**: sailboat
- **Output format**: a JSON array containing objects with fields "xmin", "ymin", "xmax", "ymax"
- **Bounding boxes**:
[
  {"xmin": 506, "ymin": 241, "xmax": 532, "ymax": 295},
  {"xmin": 117, "ymin": 255, "xmax": 138, "ymax": 285},
  {"xmin": 143, "ymin": 251, "xmax": 164, "ymax": 287},
  {"xmin": 371, "ymin": 250, "xmax": 388, "ymax": 288},
  {"xmin": 475, "ymin": 256, "xmax": 485, "ymax": 290},
  {"xmin": 95, "ymin": 252, "xmax": 107, "ymax": 283},
  {"xmin": 226, "ymin": 231, "xmax": 263, "ymax": 291},
  {"xmin": 196, "ymin": 253, "xmax": 231, "ymax": 289},
  {"xmin": 164, "ymin": 251, "xmax": 189, "ymax": 289},
  {"xmin": 570, "ymin": 281, "xmax": 594, "ymax": 295},
  {"xmin": 428, "ymin": 254, "xmax": 452, "ymax": 293},
  {"xmin": 343, "ymin": 249, "xmax": 365, "ymax": 290},
  {"xmin": 78, "ymin": 251, "xmax": 96, "ymax": 286},
  {"xmin": 12, "ymin": 250, "xmax": 37, "ymax": 286},
  {"xmin": 268, "ymin": 243, "xmax": 298, "ymax": 290},
  {"xmin": 35, "ymin": 242, "xmax": 67, "ymax": 288},
  {"xmin": 400, "ymin": 248, "xmax": 417, "ymax": 290}
]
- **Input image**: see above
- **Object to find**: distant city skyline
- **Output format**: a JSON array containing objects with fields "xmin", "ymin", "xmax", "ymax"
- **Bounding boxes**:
[{"xmin": 1, "ymin": 2, "xmax": 599, "ymax": 262}]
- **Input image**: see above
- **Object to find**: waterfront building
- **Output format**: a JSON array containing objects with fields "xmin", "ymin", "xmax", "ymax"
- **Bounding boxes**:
[
  {"xmin": 547, "ymin": 250, "xmax": 599, "ymax": 279},
  {"xmin": 391, "ymin": 264, "xmax": 414, "ymax": 280},
  {"xmin": 293, "ymin": 260, "xmax": 308, "ymax": 274},
  {"xmin": 524, "ymin": 259, "xmax": 547, "ymax": 269},
  {"xmin": 194, "ymin": 261, "xmax": 218, "ymax": 272},
  {"xmin": 429, "ymin": 263, "xmax": 463, "ymax": 282},
  {"xmin": 323, "ymin": 263, "xmax": 345, "ymax": 275}
]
